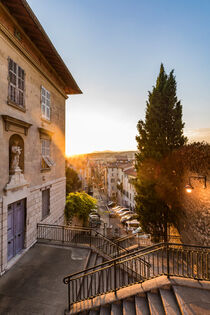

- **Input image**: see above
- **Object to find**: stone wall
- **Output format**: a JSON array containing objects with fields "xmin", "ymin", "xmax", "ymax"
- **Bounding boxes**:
[
  {"xmin": 0, "ymin": 6, "xmax": 67, "ymax": 273},
  {"xmin": 26, "ymin": 177, "xmax": 65, "ymax": 249},
  {"xmin": 178, "ymin": 174, "xmax": 210, "ymax": 246}
]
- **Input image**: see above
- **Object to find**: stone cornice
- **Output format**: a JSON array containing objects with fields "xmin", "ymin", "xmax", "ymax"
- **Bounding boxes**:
[
  {"xmin": 2, "ymin": 115, "xmax": 32, "ymax": 135},
  {"xmin": 0, "ymin": 0, "xmax": 81, "ymax": 95},
  {"xmin": 38, "ymin": 127, "xmax": 54, "ymax": 139}
]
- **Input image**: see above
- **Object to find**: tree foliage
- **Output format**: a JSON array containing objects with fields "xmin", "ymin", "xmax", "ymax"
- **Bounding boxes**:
[
  {"xmin": 135, "ymin": 64, "xmax": 186, "ymax": 240},
  {"xmin": 66, "ymin": 166, "xmax": 81, "ymax": 195},
  {"xmin": 65, "ymin": 192, "xmax": 97, "ymax": 226},
  {"xmin": 136, "ymin": 63, "xmax": 186, "ymax": 163}
]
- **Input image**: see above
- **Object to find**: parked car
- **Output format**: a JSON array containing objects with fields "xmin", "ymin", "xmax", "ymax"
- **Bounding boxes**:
[
  {"xmin": 116, "ymin": 208, "xmax": 130, "ymax": 215},
  {"xmin": 111, "ymin": 206, "xmax": 122, "ymax": 211},
  {"xmin": 132, "ymin": 226, "xmax": 142, "ymax": 234},
  {"xmin": 119, "ymin": 210, "xmax": 134, "ymax": 217},
  {"xmin": 120, "ymin": 213, "xmax": 137, "ymax": 223},
  {"xmin": 89, "ymin": 209, "xmax": 98, "ymax": 215},
  {"xmin": 108, "ymin": 201, "xmax": 115, "ymax": 207},
  {"xmin": 125, "ymin": 219, "xmax": 140, "ymax": 232},
  {"xmin": 89, "ymin": 213, "xmax": 101, "ymax": 227}
]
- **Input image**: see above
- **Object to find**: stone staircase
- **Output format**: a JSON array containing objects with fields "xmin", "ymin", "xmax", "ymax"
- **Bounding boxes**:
[
  {"xmin": 66, "ymin": 250, "xmax": 210, "ymax": 315},
  {"xmin": 69, "ymin": 251, "xmax": 142, "ymax": 304},
  {"xmin": 37, "ymin": 224, "xmax": 210, "ymax": 314},
  {"xmin": 69, "ymin": 273, "xmax": 210, "ymax": 315}
]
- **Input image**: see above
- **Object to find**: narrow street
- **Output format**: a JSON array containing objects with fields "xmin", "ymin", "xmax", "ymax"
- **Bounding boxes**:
[{"xmin": 93, "ymin": 188, "xmax": 127, "ymax": 238}]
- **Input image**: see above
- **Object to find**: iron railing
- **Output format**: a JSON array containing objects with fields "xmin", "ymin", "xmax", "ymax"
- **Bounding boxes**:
[
  {"xmin": 63, "ymin": 242, "xmax": 210, "ymax": 311},
  {"xmin": 37, "ymin": 223, "xmax": 150, "ymax": 260},
  {"xmin": 115, "ymin": 233, "xmax": 181, "ymax": 249}
]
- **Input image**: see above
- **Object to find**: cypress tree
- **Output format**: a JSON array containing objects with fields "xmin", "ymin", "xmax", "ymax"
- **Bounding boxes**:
[{"xmin": 135, "ymin": 64, "xmax": 186, "ymax": 240}]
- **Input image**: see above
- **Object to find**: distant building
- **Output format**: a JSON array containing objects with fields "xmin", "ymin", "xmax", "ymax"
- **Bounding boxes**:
[
  {"xmin": 105, "ymin": 161, "xmax": 136, "ymax": 209},
  {"xmin": 121, "ymin": 167, "xmax": 137, "ymax": 209},
  {"xmin": 0, "ymin": 0, "xmax": 81, "ymax": 273}
]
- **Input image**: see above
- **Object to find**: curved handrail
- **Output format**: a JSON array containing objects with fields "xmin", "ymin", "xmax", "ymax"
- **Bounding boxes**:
[
  {"xmin": 37, "ymin": 223, "xmax": 150, "ymax": 267},
  {"xmin": 63, "ymin": 241, "xmax": 210, "ymax": 284},
  {"xmin": 63, "ymin": 242, "xmax": 162, "ymax": 284}
]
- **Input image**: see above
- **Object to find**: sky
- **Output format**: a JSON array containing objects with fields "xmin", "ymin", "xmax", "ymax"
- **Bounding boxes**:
[{"xmin": 27, "ymin": 0, "xmax": 210, "ymax": 155}]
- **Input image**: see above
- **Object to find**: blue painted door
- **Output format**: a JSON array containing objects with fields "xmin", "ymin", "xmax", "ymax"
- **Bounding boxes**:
[{"xmin": 7, "ymin": 199, "xmax": 25, "ymax": 261}]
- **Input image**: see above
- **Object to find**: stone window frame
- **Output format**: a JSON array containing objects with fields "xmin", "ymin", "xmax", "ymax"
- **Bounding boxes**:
[
  {"xmin": 41, "ymin": 188, "xmax": 50, "ymax": 220},
  {"xmin": 41, "ymin": 86, "xmax": 51, "ymax": 121},
  {"xmin": 38, "ymin": 128, "xmax": 54, "ymax": 172},
  {"xmin": 8, "ymin": 58, "xmax": 25, "ymax": 112}
]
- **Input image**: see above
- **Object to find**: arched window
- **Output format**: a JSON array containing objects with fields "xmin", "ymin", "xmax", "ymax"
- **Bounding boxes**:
[{"xmin": 9, "ymin": 134, "xmax": 24, "ymax": 174}]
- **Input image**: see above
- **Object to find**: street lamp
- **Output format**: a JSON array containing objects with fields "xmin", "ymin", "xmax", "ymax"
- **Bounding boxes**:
[{"xmin": 185, "ymin": 175, "xmax": 207, "ymax": 193}]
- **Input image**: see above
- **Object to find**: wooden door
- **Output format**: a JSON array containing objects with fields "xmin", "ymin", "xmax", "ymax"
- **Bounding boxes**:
[{"xmin": 7, "ymin": 199, "xmax": 25, "ymax": 261}]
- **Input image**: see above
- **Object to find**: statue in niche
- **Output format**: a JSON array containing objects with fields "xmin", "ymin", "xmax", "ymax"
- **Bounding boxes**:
[
  {"xmin": 9, "ymin": 134, "xmax": 24, "ymax": 174},
  {"xmin": 11, "ymin": 140, "xmax": 22, "ymax": 172}
]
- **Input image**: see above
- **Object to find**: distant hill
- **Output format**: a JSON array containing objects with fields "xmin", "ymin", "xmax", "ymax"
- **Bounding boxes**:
[{"xmin": 86, "ymin": 150, "xmax": 137, "ymax": 159}]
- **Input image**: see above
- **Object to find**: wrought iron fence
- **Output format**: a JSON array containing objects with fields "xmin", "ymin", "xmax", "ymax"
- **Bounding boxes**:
[
  {"xmin": 63, "ymin": 242, "xmax": 209, "ymax": 311},
  {"xmin": 37, "ymin": 224, "xmax": 209, "ymax": 312},
  {"xmin": 115, "ymin": 233, "xmax": 181, "ymax": 249},
  {"xmin": 37, "ymin": 223, "xmax": 150, "ymax": 260}
]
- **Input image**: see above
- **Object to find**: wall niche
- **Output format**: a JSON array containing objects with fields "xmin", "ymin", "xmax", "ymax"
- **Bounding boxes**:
[{"xmin": 9, "ymin": 134, "xmax": 24, "ymax": 174}]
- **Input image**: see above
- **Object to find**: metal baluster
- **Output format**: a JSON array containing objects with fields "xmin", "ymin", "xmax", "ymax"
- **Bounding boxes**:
[
  {"xmin": 191, "ymin": 251, "xmax": 193, "ymax": 278},
  {"xmin": 196, "ymin": 251, "xmax": 198, "ymax": 279},
  {"xmin": 114, "ymin": 260, "xmax": 117, "ymax": 293},
  {"xmin": 72, "ymin": 279, "xmax": 74, "ymax": 302},
  {"xmin": 68, "ymin": 281, "xmax": 71, "ymax": 312},
  {"xmin": 177, "ymin": 250, "xmax": 179, "ymax": 276},
  {"xmin": 186, "ymin": 250, "xmax": 189, "ymax": 277},
  {"xmin": 75, "ymin": 278, "xmax": 78, "ymax": 301},
  {"xmin": 181, "ymin": 250, "xmax": 184, "ymax": 276},
  {"xmin": 94, "ymin": 272, "xmax": 96, "ymax": 297},
  {"xmin": 134, "ymin": 258, "xmax": 138, "ymax": 280},
  {"xmin": 148, "ymin": 254, "xmax": 150, "ymax": 278},
  {"xmin": 62, "ymin": 226, "xmax": 64, "ymax": 244},
  {"xmin": 162, "ymin": 247, "xmax": 164, "ymax": 274},
  {"xmin": 83, "ymin": 275, "xmax": 85, "ymax": 299}
]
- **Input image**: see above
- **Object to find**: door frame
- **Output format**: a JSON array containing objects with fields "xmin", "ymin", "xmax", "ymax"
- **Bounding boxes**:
[{"xmin": 7, "ymin": 198, "xmax": 26, "ymax": 261}]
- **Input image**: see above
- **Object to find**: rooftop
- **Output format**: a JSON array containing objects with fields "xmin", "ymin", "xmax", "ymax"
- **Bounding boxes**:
[{"xmin": 1, "ymin": 0, "xmax": 82, "ymax": 95}]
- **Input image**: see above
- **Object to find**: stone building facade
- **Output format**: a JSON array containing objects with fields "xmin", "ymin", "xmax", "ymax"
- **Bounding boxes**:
[{"xmin": 0, "ymin": 0, "xmax": 81, "ymax": 273}]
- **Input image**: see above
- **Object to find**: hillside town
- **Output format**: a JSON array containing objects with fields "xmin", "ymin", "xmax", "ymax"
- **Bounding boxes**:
[{"xmin": 0, "ymin": 1, "xmax": 209, "ymax": 314}]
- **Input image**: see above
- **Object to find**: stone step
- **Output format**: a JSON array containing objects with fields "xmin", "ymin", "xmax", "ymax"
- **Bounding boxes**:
[
  {"xmin": 147, "ymin": 292, "xmax": 165, "ymax": 315},
  {"xmin": 135, "ymin": 295, "xmax": 150, "ymax": 315},
  {"xmin": 100, "ymin": 305, "xmax": 111, "ymax": 315},
  {"xmin": 111, "ymin": 302, "xmax": 122, "ymax": 315},
  {"xmin": 160, "ymin": 288, "xmax": 181, "ymax": 315},
  {"xmin": 173, "ymin": 285, "xmax": 210, "ymax": 315},
  {"xmin": 77, "ymin": 252, "xmax": 98, "ymax": 301},
  {"xmin": 123, "ymin": 299, "xmax": 136, "ymax": 315}
]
